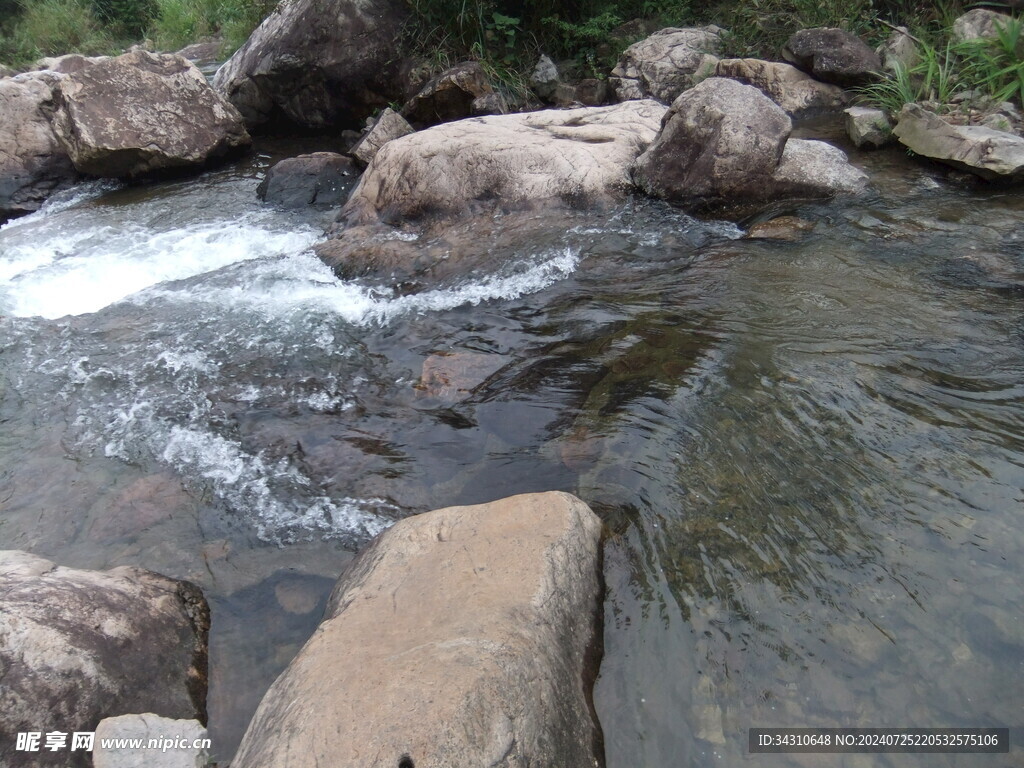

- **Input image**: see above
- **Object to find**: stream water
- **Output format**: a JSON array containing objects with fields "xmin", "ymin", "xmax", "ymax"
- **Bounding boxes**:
[{"xmin": 0, "ymin": 136, "xmax": 1021, "ymax": 765}]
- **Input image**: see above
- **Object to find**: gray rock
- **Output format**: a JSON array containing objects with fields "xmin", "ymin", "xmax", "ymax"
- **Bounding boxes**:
[
  {"xmin": 894, "ymin": 102, "xmax": 1024, "ymax": 180},
  {"xmin": 0, "ymin": 77, "xmax": 78, "ymax": 220},
  {"xmin": 174, "ymin": 40, "xmax": 224, "ymax": 65},
  {"xmin": 610, "ymin": 26, "xmax": 723, "ymax": 103},
  {"xmin": 783, "ymin": 27, "xmax": 882, "ymax": 87},
  {"xmin": 771, "ymin": 139, "xmax": 868, "ymax": 197},
  {"xmin": 34, "ymin": 53, "xmax": 106, "ymax": 74},
  {"xmin": 531, "ymin": 53, "xmax": 560, "ymax": 101},
  {"xmin": 349, "ymin": 107, "xmax": 414, "ymax": 167},
  {"xmin": 213, "ymin": 0, "xmax": 408, "ymax": 129},
  {"xmin": 634, "ymin": 77, "xmax": 866, "ymax": 206},
  {"xmin": 341, "ymin": 99, "xmax": 667, "ymax": 223},
  {"xmin": 845, "ymin": 105, "xmax": 894, "ymax": 148},
  {"xmin": 402, "ymin": 61, "xmax": 504, "ymax": 127},
  {"xmin": 633, "ymin": 77, "xmax": 790, "ymax": 202},
  {"xmin": 53, "ymin": 50, "xmax": 249, "ymax": 178},
  {"xmin": 257, "ymin": 152, "xmax": 358, "ymax": 207},
  {"xmin": 715, "ymin": 58, "xmax": 846, "ymax": 117},
  {"xmin": 952, "ymin": 8, "xmax": 1012, "ymax": 44},
  {"xmin": 0, "ymin": 551, "xmax": 209, "ymax": 768},
  {"xmin": 93, "ymin": 714, "xmax": 209, "ymax": 768},
  {"xmin": 230, "ymin": 492, "xmax": 604, "ymax": 768},
  {"xmin": 0, "ymin": 64, "xmax": 14, "ymax": 78},
  {"xmin": 554, "ymin": 78, "xmax": 608, "ymax": 107},
  {"xmin": 876, "ymin": 27, "xmax": 920, "ymax": 75}
]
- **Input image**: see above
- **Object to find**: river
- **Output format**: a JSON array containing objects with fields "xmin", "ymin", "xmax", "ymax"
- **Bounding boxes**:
[{"xmin": 0, "ymin": 135, "xmax": 1021, "ymax": 765}]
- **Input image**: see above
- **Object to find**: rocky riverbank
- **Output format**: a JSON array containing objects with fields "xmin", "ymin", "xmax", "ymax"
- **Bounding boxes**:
[{"xmin": 2, "ymin": 0, "xmax": 1023, "ymax": 765}]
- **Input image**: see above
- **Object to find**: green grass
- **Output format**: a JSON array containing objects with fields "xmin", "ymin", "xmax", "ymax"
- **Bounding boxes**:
[{"xmin": 0, "ymin": 0, "xmax": 120, "ymax": 66}]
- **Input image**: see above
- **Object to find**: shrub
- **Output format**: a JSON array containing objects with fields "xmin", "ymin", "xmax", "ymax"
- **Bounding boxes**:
[
  {"xmin": 3, "ymin": 0, "xmax": 118, "ymax": 62},
  {"xmin": 91, "ymin": 0, "xmax": 159, "ymax": 36},
  {"xmin": 955, "ymin": 14, "xmax": 1024, "ymax": 106}
]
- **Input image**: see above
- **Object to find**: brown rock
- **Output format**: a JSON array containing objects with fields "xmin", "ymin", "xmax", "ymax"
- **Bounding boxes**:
[
  {"xmin": 714, "ymin": 58, "xmax": 846, "ymax": 117},
  {"xmin": 53, "ymin": 50, "xmax": 250, "ymax": 178},
  {"xmin": 231, "ymin": 492, "xmax": 605, "ymax": 768},
  {"xmin": 610, "ymin": 25, "xmax": 724, "ymax": 103},
  {"xmin": 745, "ymin": 215, "xmax": 815, "ymax": 241},
  {"xmin": 0, "ymin": 551, "xmax": 209, "ymax": 767},
  {"xmin": 418, "ymin": 351, "xmax": 508, "ymax": 402}
]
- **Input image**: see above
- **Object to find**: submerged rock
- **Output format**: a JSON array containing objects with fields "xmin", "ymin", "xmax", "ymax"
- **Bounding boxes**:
[
  {"xmin": 845, "ymin": 105, "xmax": 894, "ymax": 148},
  {"xmin": 53, "ymin": 50, "xmax": 250, "ymax": 178},
  {"xmin": 349, "ymin": 107, "xmax": 413, "ymax": 167},
  {"xmin": 231, "ymin": 492, "xmax": 604, "ymax": 768},
  {"xmin": 783, "ymin": 27, "xmax": 881, "ymax": 87},
  {"xmin": 93, "ymin": 714, "xmax": 209, "ymax": 768},
  {"xmin": 610, "ymin": 25, "xmax": 723, "ymax": 103},
  {"xmin": 0, "ymin": 76, "xmax": 78, "ymax": 220},
  {"xmin": 418, "ymin": 351, "xmax": 509, "ymax": 402},
  {"xmin": 257, "ymin": 152, "xmax": 357, "ymax": 207},
  {"xmin": 402, "ymin": 61, "xmax": 504, "ymax": 127},
  {"xmin": 213, "ymin": 0, "xmax": 408, "ymax": 128},
  {"xmin": 894, "ymin": 103, "xmax": 1024, "ymax": 180},
  {"xmin": 0, "ymin": 551, "xmax": 209, "ymax": 768},
  {"xmin": 633, "ymin": 78, "xmax": 866, "ymax": 207},
  {"xmin": 714, "ymin": 58, "xmax": 846, "ymax": 117},
  {"xmin": 341, "ymin": 100, "xmax": 667, "ymax": 223},
  {"xmin": 746, "ymin": 215, "xmax": 815, "ymax": 241}
]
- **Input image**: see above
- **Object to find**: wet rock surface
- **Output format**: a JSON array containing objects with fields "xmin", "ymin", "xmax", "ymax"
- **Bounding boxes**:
[
  {"xmin": 257, "ymin": 152, "xmax": 357, "ymax": 207},
  {"xmin": 231, "ymin": 492, "xmax": 604, "ymax": 768},
  {"xmin": 0, "ymin": 551, "xmax": 210, "ymax": 768},
  {"xmin": 845, "ymin": 105, "xmax": 894, "ymax": 148},
  {"xmin": 53, "ymin": 50, "xmax": 250, "ymax": 178}
]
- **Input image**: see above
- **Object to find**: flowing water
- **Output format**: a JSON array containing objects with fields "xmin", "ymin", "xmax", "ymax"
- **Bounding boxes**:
[{"xmin": 1, "ymin": 138, "xmax": 1021, "ymax": 765}]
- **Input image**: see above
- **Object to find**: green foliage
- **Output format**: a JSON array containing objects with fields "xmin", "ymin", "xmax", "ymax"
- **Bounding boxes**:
[
  {"xmin": 91, "ymin": 0, "xmax": 159, "ymax": 36},
  {"xmin": 717, "ymin": 0, "xmax": 880, "ymax": 58},
  {"xmin": 857, "ymin": 60, "xmax": 918, "ymax": 113},
  {"xmin": 0, "ymin": 0, "xmax": 119, "ymax": 65},
  {"xmin": 146, "ymin": 0, "xmax": 272, "ymax": 53},
  {"xmin": 857, "ymin": 42, "xmax": 963, "ymax": 114},
  {"xmin": 955, "ymin": 14, "xmax": 1024, "ymax": 106}
]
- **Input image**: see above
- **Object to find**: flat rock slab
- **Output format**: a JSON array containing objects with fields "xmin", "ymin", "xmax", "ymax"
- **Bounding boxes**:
[
  {"xmin": 93, "ymin": 714, "xmax": 209, "ymax": 768},
  {"xmin": 232, "ymin": 491, "xmax": 605, "ymax": 768},
  {"xmin": 341, "ymin": 100, "xmax": 667, "ymax": 223},
  {"xmin": 54, "ymin": 50, "xmax": 249, "ymax": 178},
  {"xmin": 0, "ymin": 551, "xmax": 209, "ymax": 768},
  {"xmin": 894, "ymin": 103, "xmax": 1024, "ymax": 180}
]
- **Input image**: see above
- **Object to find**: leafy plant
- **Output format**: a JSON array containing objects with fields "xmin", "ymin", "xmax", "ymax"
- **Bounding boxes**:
[{"xmin": 955, "ymin": 14, "xmax": 1024, "ymax": 106}]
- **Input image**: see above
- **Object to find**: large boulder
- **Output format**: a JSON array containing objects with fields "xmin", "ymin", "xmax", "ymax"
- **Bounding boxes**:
[
  {"xmin": 257, "ymin": 151, "xmax": 358, "ymax": 207},
  {"xmin": 610, "ymin": 26, "xmax": 723, "ymax": 103},
  {"xmin": 0, "ymin": 76, "xmax": 78, "ymax": 220},
  {"xmin": 714, "ymin": 58, "xmax": 846, "ymax": 117},
  {"xmin": 402, "ymin": 61, "xmax": 504, "ymax": 127},
  {"xmin": 951, "ymin": 8, "xmax": 1012, "ymax": 44},
  {"xmin": 0, "ymin": 551, "xmax": 210, "ymax": 768},
  {"xmin": 341, "ymin": 99, "xmax": 667, "ymax": 223},
  {"xmin": 53, "ymin": 50, "xmax": 249, "ymax": 178},
  {"xmin": 231, "ymin": 492, "xmax": 604, "ymax": 768},
  {"xmin": 783, "ymin": 27, "xmax": 882, "ymax": 87},
  {"xmin": 893, "ymin": 102, "xmax": 1024, "ymax": 181},
  {"xmin": 633, "ymin": 77, "xmax": 866, "ymax": 206},
  {"xmin": 212, "ymin": 0, "xmax": 408, "ymax": 129}
]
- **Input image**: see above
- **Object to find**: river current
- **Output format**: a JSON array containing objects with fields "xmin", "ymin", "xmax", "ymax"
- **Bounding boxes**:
[{"xmin": 0, "ymin": 137, "xmax": 1021, "ymax": 764}]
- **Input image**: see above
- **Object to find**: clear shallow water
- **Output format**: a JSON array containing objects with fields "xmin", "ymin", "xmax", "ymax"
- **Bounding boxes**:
[{"xmin": 0, "ymin": 143, "xmax": 1021, "ymax": 764}]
